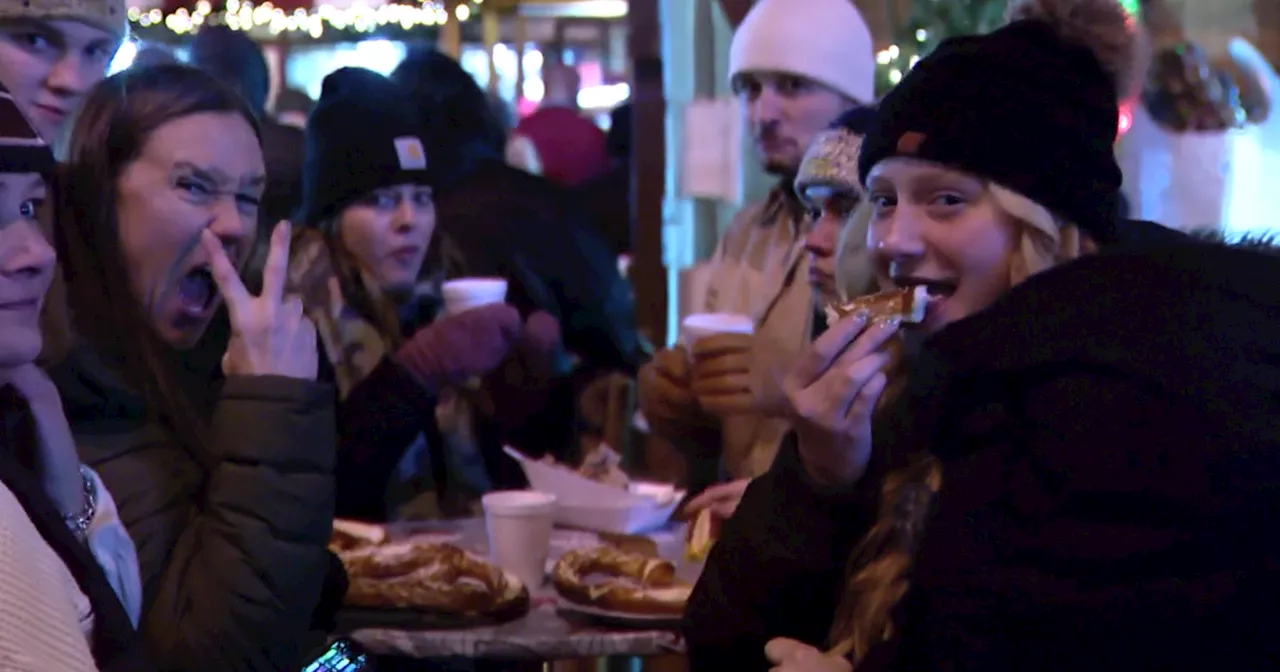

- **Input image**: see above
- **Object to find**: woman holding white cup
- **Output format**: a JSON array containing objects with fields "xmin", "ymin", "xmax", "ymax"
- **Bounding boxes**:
[{"xmin": 286, "ymin": 68, "xmax": 559, "ymax": 521}]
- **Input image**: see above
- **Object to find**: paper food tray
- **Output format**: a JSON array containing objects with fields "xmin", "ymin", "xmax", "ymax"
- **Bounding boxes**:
[{"xmin": 503, "ymin": 446, "xmax": 683, "ymax": 535}]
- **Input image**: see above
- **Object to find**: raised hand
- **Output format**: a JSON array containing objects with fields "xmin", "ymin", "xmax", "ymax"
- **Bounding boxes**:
[
  {"xmin": 202, "ymin": 221, "xmax": 318, "ymax": 380},
  {"xmin": 782, "ymin": 312, "xmax": 899, "ymax": 487}
]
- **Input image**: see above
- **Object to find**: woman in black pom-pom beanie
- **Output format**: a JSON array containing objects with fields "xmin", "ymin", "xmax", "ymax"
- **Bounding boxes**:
[{"xmin": 702, "ymin": 0, "xmax": 1280, "ymax": 670}]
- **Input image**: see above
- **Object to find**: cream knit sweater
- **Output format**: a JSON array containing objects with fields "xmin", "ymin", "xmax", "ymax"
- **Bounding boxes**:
[
  {"xmin": 0, "ymin": 481, "xmax": 96, "ymax": 671},
  {"xmin": 0, "ymin": 469, "xmax": 142, "ymax": 672}
]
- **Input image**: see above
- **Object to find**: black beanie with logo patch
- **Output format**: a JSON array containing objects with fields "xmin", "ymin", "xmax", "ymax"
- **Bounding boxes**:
[
  {"xmin": 298, "ymin": 67, "xmax": 433, "ymax": 226},
  {"xmin": 858, "ymin": 0, "xmax": 1143, "ymax": 244}
]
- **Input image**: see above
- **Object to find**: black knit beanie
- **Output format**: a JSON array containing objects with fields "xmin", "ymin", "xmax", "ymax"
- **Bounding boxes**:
[
  {"xmin": 859, "ymin": 0, "xmax": 1141, "ymax": 244},
  {"xmin": 0, "ymin": 84, "xmax": 54, "ymax": 176},
  {"xmin": 298, "ymin": 67, "xmax": 433, "ymax": 227}
]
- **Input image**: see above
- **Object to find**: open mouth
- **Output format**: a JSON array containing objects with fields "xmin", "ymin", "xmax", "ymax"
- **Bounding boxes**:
[
  {"xmin": 892, "ymin": 275, "xmax": 958, "ymax": 298},
  {"xmin": 176, "ymin": 266, "xmax": 218, "ymax": 316}
]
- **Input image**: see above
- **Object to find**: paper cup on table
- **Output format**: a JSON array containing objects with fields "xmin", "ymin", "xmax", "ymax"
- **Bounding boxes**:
[
  {"xmin": 482, "ymin": 490, "xmax": 556, "ymax": 590},
  {"xmin": 442, "ymin": 278, "xmax": 508, "ymax": 315},
  {"xmin": 680, "ymin": 312, "xmax": 754, "ymax": 352}
]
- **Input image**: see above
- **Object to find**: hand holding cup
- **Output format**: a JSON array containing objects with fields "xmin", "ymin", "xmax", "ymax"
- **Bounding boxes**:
[{"xmin": 637, "ymin": 345, "xmax": 705, "ymax": 436}]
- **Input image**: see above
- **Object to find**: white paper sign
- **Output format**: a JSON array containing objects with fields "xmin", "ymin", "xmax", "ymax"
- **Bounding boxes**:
[{"xmin": 680, "ymin": 97, "xmax": 743, "ymax": 204}]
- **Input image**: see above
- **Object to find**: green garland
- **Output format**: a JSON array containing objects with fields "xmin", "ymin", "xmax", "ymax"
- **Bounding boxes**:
[
  {"xmin": 874, "ymin": 0, "xmax": 1142, "ymax": 97},
  {"xmin": 875, "ymin": 0, "xmax": 1007, "ymax": 96}
]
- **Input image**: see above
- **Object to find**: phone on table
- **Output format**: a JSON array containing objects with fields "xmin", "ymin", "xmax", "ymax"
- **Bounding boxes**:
[{"xmin": 300, "ymin": 638, "xmax": 373, "ymax": 672}]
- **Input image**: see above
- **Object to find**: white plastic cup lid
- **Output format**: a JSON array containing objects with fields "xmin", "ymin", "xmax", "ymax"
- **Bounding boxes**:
[
  {"xmin": 482, "ymin": 490, "xmax": 556, "ymax": 516},
  {"xmin": 682, "ymin": 312, "xmax": 754, "ymax": 335},
  {"xmin": 443, "ymin": 278, "xmax": 507, "ymax": 299},
  {"xmin": 681, "ymin": 312, "xmax": 754, "ymax": 350}
]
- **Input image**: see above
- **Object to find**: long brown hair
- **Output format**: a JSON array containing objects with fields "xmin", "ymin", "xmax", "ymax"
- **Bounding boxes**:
[{"xmin": 49, "ymin": 64, "xmax": 260, "ymax": 456}]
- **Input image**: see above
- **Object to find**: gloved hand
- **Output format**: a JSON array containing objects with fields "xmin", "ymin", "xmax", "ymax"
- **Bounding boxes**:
[
  {"xmin": 479, "ymin": 311, "xmax": 563, "ymax": 423},
  {"xmin": 511, "ymin": 311, "xmax": 562, "ymax": 379},
  {"xmin": 394, "ymin": 303, "xmax": 523, "ymax": 393},
  {"xmin": 637, "ymin": 346, "xmax": 712, "ymax": 438},
  {"xmin": 690, "ymin": 332, "xmax": 787, "ymax": 417}
]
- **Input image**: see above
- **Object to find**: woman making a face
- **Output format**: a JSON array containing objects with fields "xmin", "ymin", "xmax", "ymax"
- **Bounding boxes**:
[
  {"xmin": 47, "ymin": 64, "xmax": 341, "ymax": 671},
  {"xmin": 288, "ymin": 67, "xmax": 559, "ymax": 521}
]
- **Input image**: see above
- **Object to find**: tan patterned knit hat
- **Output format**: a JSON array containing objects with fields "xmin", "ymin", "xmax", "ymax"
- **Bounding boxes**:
[
  {"xmin": 795, "ymin": 106, "xmax": 877, "ymax": 203},
  {"xmin": 0, "ymin": 0, "xmax": 128, "ymax": 41}
]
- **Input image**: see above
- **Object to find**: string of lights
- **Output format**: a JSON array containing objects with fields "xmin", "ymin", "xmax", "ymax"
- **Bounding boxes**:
[{"xmin": 127, "ymin": 0, "xmax": 480, "ymax": 38}]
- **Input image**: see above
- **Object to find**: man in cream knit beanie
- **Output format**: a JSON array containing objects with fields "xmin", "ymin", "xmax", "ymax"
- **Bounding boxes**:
[
  {"xmin": 0, "ymin": 0, "xmax": 127, "ymax": 142},
  {"xmin": 637, "ymin": 0, "xmax": 875, "ymax": 511}
]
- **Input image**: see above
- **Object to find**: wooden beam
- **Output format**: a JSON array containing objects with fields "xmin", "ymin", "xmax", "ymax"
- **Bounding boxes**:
[
  {"xmin": 628, "ymin": 0, "xmax": 667, "ymax": 345},
  {"xmin": 482, "ymin": 2, "xmax": 501, "ymax": 93},
  {"xmin": 439, "ymin": 0, "xmax": 462, "ymax": 58}
]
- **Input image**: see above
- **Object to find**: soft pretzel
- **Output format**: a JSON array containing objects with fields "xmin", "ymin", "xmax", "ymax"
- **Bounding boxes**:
[
  {"xmin": 338, "ymin": 540, "xmax": 529, "ymax": 617},
  {"xmin": 552, "ymin": 546, "xmax": 691, "ymax": 617},
  {"xmin": 825, "ymin": 286, "xmax": 931, "ymax": 326},
  {"xmin": 330, "ymin": 519, "xmax": 388, "ymax": 551}
]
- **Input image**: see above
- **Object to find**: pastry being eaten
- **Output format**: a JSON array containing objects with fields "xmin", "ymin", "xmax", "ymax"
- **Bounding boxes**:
[
  {"xmin": 329, "ymin": 523, "xmax": 529, "ymax": 617},
  {"xmin": 825, "ymin": 285, "xmax": 932, "ymax": 327},
  {"xmin": 553, "ymin": 546, "xmax": 691, "ymax": 616}
]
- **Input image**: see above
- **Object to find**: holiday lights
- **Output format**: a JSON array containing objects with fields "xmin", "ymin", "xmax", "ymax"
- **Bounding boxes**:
[
  {"xmin": 876, "ymin": 0, "xmax": 1142, "ymax": 138},
  {"xmin": 128, "ymin": 0, "xmax": 457, "ymax": 37}
]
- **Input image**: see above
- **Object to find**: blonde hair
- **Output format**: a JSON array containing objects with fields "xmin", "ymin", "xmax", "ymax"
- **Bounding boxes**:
[
  {"xmin": 834, "ymin": 200, "xmax": 877, "ymax": 301},
  {"xmin": 828, "ymin": 183, "xmax": 1087, "ymax": 664}
]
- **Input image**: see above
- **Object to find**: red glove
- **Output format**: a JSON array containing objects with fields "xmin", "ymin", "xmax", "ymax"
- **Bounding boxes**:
[
  {"xmin": 480, "ymin": 310, "xmax": 563, "ymax": 422},
  {"xmin": 394, "ymin": 304, "xmax": 523, "ymax": 393},
  {"xmin": 514, "ymin": 311, "xmax": 562, "ymax": 378}
]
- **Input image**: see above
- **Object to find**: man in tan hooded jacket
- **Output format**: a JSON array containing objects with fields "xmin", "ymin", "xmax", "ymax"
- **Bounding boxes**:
[{"xmin": 638, "ymin": 0, "xmax": 877, "ymax": 497}]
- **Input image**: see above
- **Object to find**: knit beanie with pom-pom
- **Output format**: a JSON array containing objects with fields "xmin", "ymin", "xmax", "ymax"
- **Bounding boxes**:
[{"xmin": 858, "ymin": 0, "xmax": 1145, "ymax": 244}]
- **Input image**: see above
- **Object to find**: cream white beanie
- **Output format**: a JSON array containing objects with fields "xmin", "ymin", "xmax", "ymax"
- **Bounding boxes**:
[{"xmin": 729, "ymin": 0, "xmax": 875, "ymax": 104}]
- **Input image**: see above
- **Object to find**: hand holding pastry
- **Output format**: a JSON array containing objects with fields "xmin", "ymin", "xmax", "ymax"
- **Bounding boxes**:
[
  {"xmin": 684, "ymin": 478, "xmax": 749, "ymax": 523},
  {"xmin": 682, "ymin": 478, "xmax": 748, "ymax": 561},
  {"xmin": 783, "ymin": 311, "xmax": 899, "ymax": 487}
]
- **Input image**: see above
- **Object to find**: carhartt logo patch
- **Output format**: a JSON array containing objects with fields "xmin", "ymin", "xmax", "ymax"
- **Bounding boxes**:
[
  {"xmin": 896, "ymin": 131, "xmax": 926, "ymax": 155},
  {"xmin": 393, "ymin": 136, "xmax": 427, "ymax": 170}
]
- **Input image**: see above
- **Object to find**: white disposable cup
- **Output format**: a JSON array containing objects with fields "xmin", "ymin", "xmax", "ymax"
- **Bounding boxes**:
[
  {"xmin": 442, "ymin": 278, "xmax": 508, "ymax": 315},
  {"xmin": 481, "ymin": 490, "xmax": 556, "ymax": 590},
  {"xmin": 680, "ymin": 312, "xmax": 755, "ymax": 351}
]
